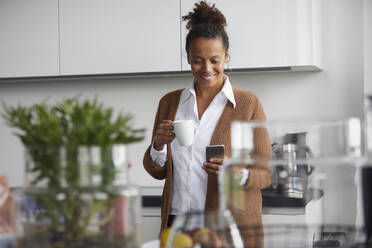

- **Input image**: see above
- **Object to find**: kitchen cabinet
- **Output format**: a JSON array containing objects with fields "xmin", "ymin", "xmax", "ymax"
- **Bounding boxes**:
[
  {"xmin": 141, "ymin": 208, "xmax": 161, "ymax": 243},
  {"xmin": 181, "ymin": 0, "xmax": 321, "ymax": 71},
  {"xmin": 141, "ymin": 187, "xmax": 163, "ymax": 243},
  {"xmin": 0, "ymin": 0, "xmax": 320, "ymax": 79},
  {"xmin": 59, "ymin": 0, "xmax": 181, "ymax": 75},
  {"xmin": 0, "ymin": 0, "xmax": 59, "ymax": 78}
]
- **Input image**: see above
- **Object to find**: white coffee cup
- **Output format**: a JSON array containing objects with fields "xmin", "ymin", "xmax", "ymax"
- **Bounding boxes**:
[{"xmin": 173, "ymin": 119, "xmax": 194, "ymax": 147}]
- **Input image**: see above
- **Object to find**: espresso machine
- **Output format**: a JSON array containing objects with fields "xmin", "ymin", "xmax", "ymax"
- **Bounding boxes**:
[{"xmin": 270, "ymin": 132, "xmax": 314, "ymax": 198}]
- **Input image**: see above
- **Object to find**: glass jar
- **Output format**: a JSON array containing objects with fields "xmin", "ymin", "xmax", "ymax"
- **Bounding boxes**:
[
  {"xmin": 220, "ymin": 119, "xmax": 367, "ymax": 247},
  {"xmin": 165, "ymin": 210, "xmax": 244, "ymax": 248},
  {"xmin": 12, "ymin": 145, "xmax": 141, "ymax": 248},
  {"xmin": 363, "ymin": 95, "xmax": 372, "ymax": 246}
]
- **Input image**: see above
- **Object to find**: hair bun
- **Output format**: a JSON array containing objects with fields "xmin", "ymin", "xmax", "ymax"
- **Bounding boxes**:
[{"xmin": 182, "ymin": 1, "xmax": 227, "ymax": 30}]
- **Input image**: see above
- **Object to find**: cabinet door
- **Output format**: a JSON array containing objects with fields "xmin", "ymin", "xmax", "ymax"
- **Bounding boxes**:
[
  {"xmin": 59, "ymin": 0, "xmax": 181, "ymax": 75},
  {"xmin": 181, "ymin": 0, "xmax": 316, "ymax": 70},
  {"xmin": 0, "ymin": 0, "xmax": 59, "ymax": 78}
]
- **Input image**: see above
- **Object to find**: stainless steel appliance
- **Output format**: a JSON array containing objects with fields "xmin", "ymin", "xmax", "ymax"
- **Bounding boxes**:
[{"xmin": 271, "ymin": 132, "xmax": 314, "ymax": 198}]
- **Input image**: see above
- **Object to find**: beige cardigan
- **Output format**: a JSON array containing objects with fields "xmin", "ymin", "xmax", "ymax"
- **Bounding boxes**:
[{"xmin": 143, "ymin": 87, "xmax": 272, "ymax": 245}]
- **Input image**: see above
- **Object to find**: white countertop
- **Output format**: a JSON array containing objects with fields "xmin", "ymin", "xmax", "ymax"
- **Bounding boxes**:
[
  {"xmin": 141, "ymin": 239, "xmax": 159, "ymax": 248},
  {"xmin": 0, "ymin": 236, "xmax": 160, "ymax": 248}
]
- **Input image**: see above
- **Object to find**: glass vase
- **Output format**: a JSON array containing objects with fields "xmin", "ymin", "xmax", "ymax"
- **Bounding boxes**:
[
  {"xmin": 12, "ymin": 145, "xmax": 141, "ymax": 248},
  {"xmin": 220, "ymin": 119, "xmax": 367, "ymax": 247}
]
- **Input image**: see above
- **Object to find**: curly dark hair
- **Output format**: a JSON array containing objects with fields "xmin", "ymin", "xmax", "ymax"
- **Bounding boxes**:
[{"xmin": 182, "ymin": 1, "xmax": 229, "ymax": 57}]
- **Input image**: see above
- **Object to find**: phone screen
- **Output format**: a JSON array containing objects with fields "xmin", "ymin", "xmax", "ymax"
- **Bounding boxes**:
[{"xmin": 206, "ymin": 145, "xmax": 225, "ymax": 162}]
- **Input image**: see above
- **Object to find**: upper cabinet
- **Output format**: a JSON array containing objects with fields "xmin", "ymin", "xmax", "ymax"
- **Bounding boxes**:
[
  {"xmin": 0, "ymin": 0, "xmax": 320, "ymax": 78},
  {"xmin": 59, "ymin": 0, "xmax": 181, "ymax": 75},
  {"xmin": 0, "ymin": 0, "xmax": 59, "ymax": 78},
  {"xmin": 181, "ymin": 0, "xmax": 321, "ymax": 71}
]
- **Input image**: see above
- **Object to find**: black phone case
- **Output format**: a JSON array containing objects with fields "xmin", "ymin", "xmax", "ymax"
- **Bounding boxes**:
[{"xmin": 206, "ymin": 145, "xmax": 225, "ymax": 162}]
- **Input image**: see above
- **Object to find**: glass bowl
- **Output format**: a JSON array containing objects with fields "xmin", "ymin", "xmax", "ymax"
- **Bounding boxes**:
[{"xmin": 164, "ymin": 210, "xmax": 244, "ymax": 248}]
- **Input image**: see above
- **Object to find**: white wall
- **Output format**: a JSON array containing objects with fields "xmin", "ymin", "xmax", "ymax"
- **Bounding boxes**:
[
  {"xmin": 365, "ymin": 0, "xmax": 372, "ymax": 96},
  {"xmin": 0, "ymin": 0, "xmax": 364, "ymax": 188}
]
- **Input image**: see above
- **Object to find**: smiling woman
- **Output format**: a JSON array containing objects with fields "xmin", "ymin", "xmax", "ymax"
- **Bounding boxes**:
[
  {"xmin": 142, "ymin": 1, "xmax": 271, "ymax": 247},
  {"xmin": 183, "ymin": 1, "xmax": 230, "ymax": 118},
  {"xmin": 188, "ymin": 37, "xmax": 228, "ymax": 90}
]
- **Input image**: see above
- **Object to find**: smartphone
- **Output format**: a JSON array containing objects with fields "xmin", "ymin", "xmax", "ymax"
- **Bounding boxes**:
[{"xmin": 206, "ymin": 145, "xmax": 225, "ymax": 162}]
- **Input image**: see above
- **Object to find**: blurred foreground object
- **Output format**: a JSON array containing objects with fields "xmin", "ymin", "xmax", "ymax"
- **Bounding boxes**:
[
  {"xmin": 0, "ymin": 175, "xmax": 15, "ymax": 234},
  {"xmin": 2, "ymin": 97, "xmax": 145, "ymax": 248},
  {"xmin": 0, "ymin": 175, "xmax": 16, "ymax": 248},
  {"xmin": 220, "ymin": 119, "xmax": 367, "ymax": 247}
]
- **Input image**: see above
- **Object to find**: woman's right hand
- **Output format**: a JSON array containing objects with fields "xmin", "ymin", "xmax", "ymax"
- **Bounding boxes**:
[{"xmin": 153, "ymin": 120, "xmax": 175, "ymax": 151}]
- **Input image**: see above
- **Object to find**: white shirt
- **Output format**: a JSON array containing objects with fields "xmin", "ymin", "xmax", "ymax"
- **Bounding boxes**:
[{"xmin": 150, "ymin": 76, "xmax": 236, "ymax": 214}]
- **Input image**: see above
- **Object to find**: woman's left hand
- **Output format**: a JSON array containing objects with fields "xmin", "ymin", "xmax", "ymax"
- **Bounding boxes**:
[{"xmin": 202, "ymin": 156, "xmax": 227, "ymax": 175}]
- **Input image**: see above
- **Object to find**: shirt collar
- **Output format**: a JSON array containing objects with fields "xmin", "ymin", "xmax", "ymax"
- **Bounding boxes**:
[
  {"xmin": 179, "ymin": 75, "xmax": 236, "ymax": 108},
  {"xmin": 221, "ymin": 76, "xmax": 236, "ymax": 108}
]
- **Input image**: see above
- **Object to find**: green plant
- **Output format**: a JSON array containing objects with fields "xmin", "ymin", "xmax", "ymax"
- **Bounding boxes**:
[
  {"xmin": 2, "ymin": 97, "xmax": 145, "ymax": 247},
  {"xmin": 2, "ymin": 97, "xmax": 144, "ymax": 147}
]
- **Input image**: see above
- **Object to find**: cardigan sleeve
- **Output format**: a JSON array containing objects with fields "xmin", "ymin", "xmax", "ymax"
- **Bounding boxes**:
[
  {"xmin": 244, "ymin": 97, "xmax": 272, "ymax": 190},
  {"xmin": 142, "ymin": 98, "xmax": 168, "ymax": 180}
]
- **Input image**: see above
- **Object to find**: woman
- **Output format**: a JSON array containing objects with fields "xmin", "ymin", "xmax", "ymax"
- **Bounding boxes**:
[{"xmin": 143, "ymin": 1, "xmax": 271, "ymax": 245}]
